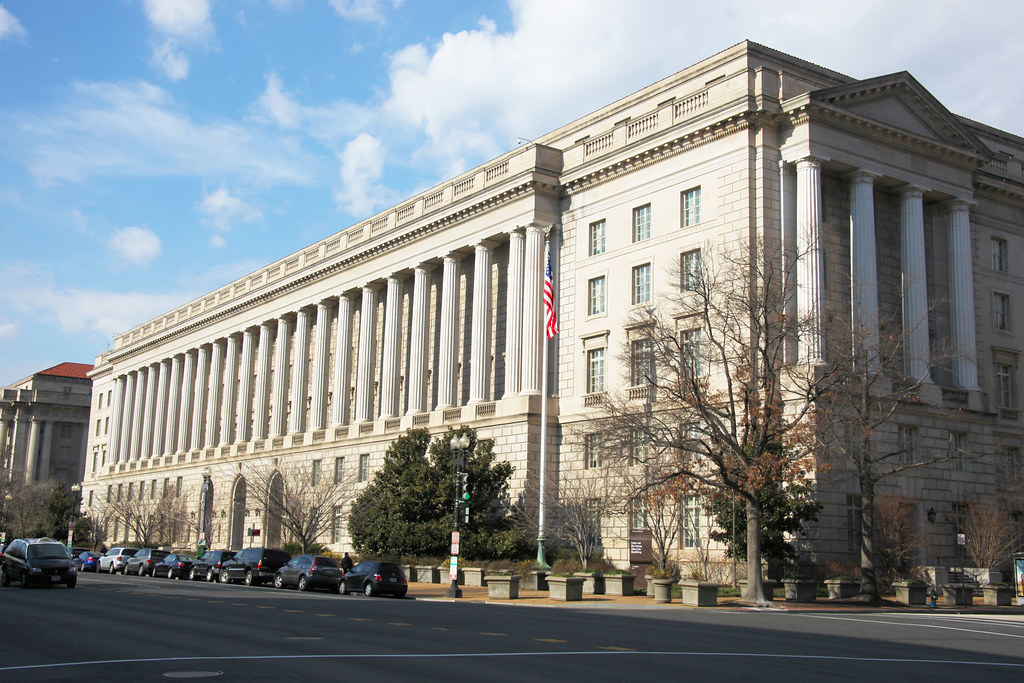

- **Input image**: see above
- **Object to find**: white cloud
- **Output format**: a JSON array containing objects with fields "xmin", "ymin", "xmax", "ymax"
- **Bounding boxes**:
[
  {"xmin": 142, "ymin": 0, "xmax": 212, "ymax": 40},
  {"xmin": 152, "ymin": 39, "xmax": 189, "ymax": 81},
  {"xmin": 0, "ymin": 5, "xmax": 26, "ymax": 42},
  {"xmin": 198, "ymin": 186, "xmax": 262, "ymax": 243},
  {"xmin": 7, "ymin": 79, "xmax": 320, "ymax": 186},
  {"xmin": 329, "ymin": 0, "xmax": 402, "ymax": 23},
  {"xmin": 257, "ymin": 72, "xmax": 302, "ymax": 128},
  {"xmin": 0, "ymin": 318, "xmax": 15, "ymax": 339},
  {"xmin": 334, "ymin": 133, "xmax": 389, "ymax": 216},
  {"xmin": 107, "ymin": 226, "xmax": 162, "ymax": 266}
]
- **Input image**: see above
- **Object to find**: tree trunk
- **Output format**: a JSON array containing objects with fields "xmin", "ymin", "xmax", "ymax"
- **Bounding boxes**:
[
  {"xmin": 743, "ymin": 493, "xmax": 767, "ymax": 604},
  {"xmin": 859, "ymin": 470, "xmax": 880, "ymax": 601}
]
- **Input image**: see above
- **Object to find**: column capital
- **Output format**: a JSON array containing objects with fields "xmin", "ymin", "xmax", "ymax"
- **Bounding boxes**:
[
  {"xmin": 944, "ymin": 197, "xmax": 975, "ymax": 211},
  {"xmin": 795, "ymin": 155, "xmax": 827, "ymax": 170},
  {"xmin": 899, "ymin": 184, "xmax": 928, "ymax": 199},
  {"xmin": 846, "ymin": 169, "xmax": 880, "ymax": 183}
]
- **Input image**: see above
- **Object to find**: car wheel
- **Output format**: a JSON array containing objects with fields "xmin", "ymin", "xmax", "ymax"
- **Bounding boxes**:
[
  {"xmin": 189, "ymin": 568, "xmax": 197, "ymax": 581},
  {"xmin": 108, "ymin": 564, "xmax": 116, "ymax": 574},
  {"xmin": 243, "ymin": 570, "xmax": 254, "ymax": 587},
  {"xmin": 67, "ymin": 580, "xmax": 76, "ymax": 589},
  {"xmin": 298, "ymin": 576, "xmax": 309, "ymax": 592},
  {"xmin": 207, "ymin": 568, "xmax": 216, "ymax": 582},
  {"xmin": 274, "ymin": 574, "xmax": 284, "ymax": 589},
  {"xmin": 364, "ymin": 582, "xmax": 374, "ymax": 597},
  {"xmin": 219, "ymin": 569, "xmax": 230, "ymax": 583},
  {"xmin": 340, "ymin": 582, "xmax": 350, "ymax": 596},
  {"xmin": 0, "ymin": 567, "xmax": 9, "ymax": 587},
  {"xmin": 137, "ymin": 564, "xmax": 144, "ymax": 576}
]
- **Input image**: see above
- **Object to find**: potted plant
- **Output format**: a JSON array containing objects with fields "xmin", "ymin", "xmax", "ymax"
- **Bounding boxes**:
[
  {"xmin": 547, "ymin": 574, "xmax": 585, "ymax": 601},
  {"xmin": 574, "ymin": 570, "xmax": 605, "ymax": 595},
  {"xmin": 603, "ymin": 569, "xmax": 636, "ymax": 596},
  {"xmin": 647, "ymin": 566, "xmax": 676, "ymax": 604},
  {"xmin": 783, "ymin": 576, "xmax": 818, "ymax": 602},
  {"xmin": 824, "ymin": 576, "xmax": 860, "ymax": 599},
  {"xmin": 679, "ymin": 578, "xmax": 721, "ymax": 606},
  {"xmin": 513, "ymin": 560, "xmax": 548, "ymax": 590},
  {"xmin": 982, "ymin": 583, "xmax": 1012, "ymax": 606},
  {"xmin": 893, "ymin": 579, "xmax": 927, "ymax": 605}
]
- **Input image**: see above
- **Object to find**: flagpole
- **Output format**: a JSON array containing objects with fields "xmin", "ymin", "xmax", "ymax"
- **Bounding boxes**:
[{"xmin": 536, "ymin": 232, "xmax": 553, "ymax": 569}]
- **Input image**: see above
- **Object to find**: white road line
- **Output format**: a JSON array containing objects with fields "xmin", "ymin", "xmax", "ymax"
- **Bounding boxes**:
[{"xmin": 795, "ymin": 613, "xmax": 1024, "ymax": 639}]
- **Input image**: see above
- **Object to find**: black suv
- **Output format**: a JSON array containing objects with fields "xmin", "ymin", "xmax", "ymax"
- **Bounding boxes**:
[
  {"xmin": 340, "ymin": 561, "xmax": 407, "ymax": 598},
  {"xmin": 218, "ymin": 548, "xmax": 291, "ymax": 586},
  {"xmin": 125, "ymin": 548, "xmax": 170, "ymax": 576},
  {"xmin": 190, "ymin": 550, "xmax": 236, "ymax": 582},
  {"xmin": 1, "ymin": 538, "xmax": 77, "ymax": 588}
]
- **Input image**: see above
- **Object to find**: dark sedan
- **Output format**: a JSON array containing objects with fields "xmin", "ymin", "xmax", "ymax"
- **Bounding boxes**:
[
  {"xmin": 189, "ymin": 550, "xmax": 236, "ymax": 582},
  {"xmin": 273, "ymin": 555, "xmax": 343, "ymax": 593},
  {"xmin": 339, "ymin": 561, "xmax": 407, "ymax": 598},
  {"xmin": 124, "ymin": 548, "xmax": 170, "ymax": 576},
  {"xmin": 152, "ymin": 553, "xmax": 196, "ymax": 579},
  {"xmin": 74, "ymin": 551, "xmax": 101, "ymax": 572}
]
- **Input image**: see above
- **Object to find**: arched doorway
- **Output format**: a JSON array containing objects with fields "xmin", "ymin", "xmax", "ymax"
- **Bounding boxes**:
[
  {"xmin": 229, "ymin": 476, "xmax": 247, "ymax": 550},
  {"xmin": 265, "ymin": 471, "xmax": 283, "ymax": 548}
]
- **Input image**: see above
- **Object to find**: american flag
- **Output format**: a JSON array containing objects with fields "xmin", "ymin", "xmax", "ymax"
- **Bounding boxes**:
[{"xmin": 544, "ymin": 249, "xmax": 558, "ymax": 339}]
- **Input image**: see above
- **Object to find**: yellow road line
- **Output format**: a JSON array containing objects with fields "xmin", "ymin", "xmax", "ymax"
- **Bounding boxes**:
[
  {"xmin": 480, "ymin": 633, "xmax": 507, "ymax": 637},
  {"xmin": 599, "ymin": 646, "xmax": 635, "ymax": 651},
  {"xmin": 535, "ymin": 638, "xmax": 566, "ymax": 643}
]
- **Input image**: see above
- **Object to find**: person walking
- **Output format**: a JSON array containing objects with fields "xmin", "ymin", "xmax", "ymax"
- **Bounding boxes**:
[{"xmin": 341, "ymin": 552, "xmax": 353, "ymax": 573}]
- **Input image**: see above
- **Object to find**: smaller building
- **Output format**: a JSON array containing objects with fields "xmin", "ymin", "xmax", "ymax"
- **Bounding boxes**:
[{"xmin": 0, "ymin": 362, "xmax": 94, "ymax": 484}]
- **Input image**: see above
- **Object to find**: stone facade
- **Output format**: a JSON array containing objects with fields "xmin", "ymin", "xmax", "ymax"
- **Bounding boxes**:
[{"xmin": 82, "ymin": 42, "xmax": 1023, "ymax": 570}]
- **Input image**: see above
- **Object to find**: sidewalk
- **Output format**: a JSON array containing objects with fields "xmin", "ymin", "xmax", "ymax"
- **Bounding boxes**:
[{"xmin": 406, "ymin": 581, "xmax": 1024, "ymax": 613}]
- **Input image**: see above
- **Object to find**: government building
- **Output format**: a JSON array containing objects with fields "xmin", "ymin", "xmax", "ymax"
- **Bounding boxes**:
[{"xmin": 82, "ymin": 42, "xmax": 1024, "ymax": 575}]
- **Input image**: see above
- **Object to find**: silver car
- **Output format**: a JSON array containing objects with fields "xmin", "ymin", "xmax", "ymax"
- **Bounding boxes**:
[{"xmin": 98, "ymin": 547, "xmax": 140, "ymax": 573}]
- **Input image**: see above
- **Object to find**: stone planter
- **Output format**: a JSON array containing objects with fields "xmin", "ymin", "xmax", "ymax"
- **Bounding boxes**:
[
  {"xmin": 982, "ymin": 584, "xmax": 1012, "ymax": 606},
  {"xmin": 783, "ymin": 580, "xmax": 818, "ymax": 602},
  {"xmin": 603, "ymin": 573, "xmax": 635, "ymax": 596},
  {"xmin": 825, "ymin": 579, "xmax": 860, "ymax": 600},
  {"xmin": 548, "ymin": 576, "xmax": 585, "ymax": 601},
  {"xmin": 400, "ymin": 564, "xmax": 413, "ymax": 582},
  {"xmin": 462, "ymin": 567, "xmax": 487, "ymax": 587},
  {"xmin": 893, "ymin": 581, "xmax": 927, "ymax": 605},
  {"xmin": 415, "ymin": 565, "xmax": 439, "ymax": 583},
  {"xmin": 738, "ymin": 579, "xmax": 779, "ymax": 601},
  {"xmin": 520, "ymin": 569, "xmax": 548, "ymax": 591},
  {"xmin": 679, "ymin": 580, "xmax": 720, "ymax": 606},
  {"xmin": 942, "ymin": 584, "xmax": 973, "ymax": 607},
  {"xmin": 970, "ymin": 568, "xmax": 1002, "ymax": 585},
  {"xmin": 651, "ymin": 578, "xmax": 675, "ymax": 603},
  {"xmin": 484, "ymin": 574, "xmax": 519, "ymax": 600},
  {"xmin": 574, "ymin": 572, "xmax": 605, "ymax": 595}
]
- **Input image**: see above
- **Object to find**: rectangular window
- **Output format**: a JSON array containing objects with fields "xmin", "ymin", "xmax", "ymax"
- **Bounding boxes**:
[
  {"xmin": 334, "ymin": 456, "xmax": 345, "ymax": 485},
  {"xmin": 681, "ymin": 249, "xmax": 701, "ymax": 291},
  {"xmin": 117, "ymin": 483, "xmax": 123, "ymax": 501},
  {"xmin": 847, "ymin": 494, "xmax": 862, "ymax": 552},
  {"xmin": 630, "ymin": 338, "xmax": 653, "ymax": 386},
  {"xmin": 106, "ymin": 485, "xmax": 112, "ymax": 503},
  {"xmin": 151, "ymin": 479, "xmax": 157, "ymax": 499},
  {"xmin": 588, "ymin": 276, "xmax": 606, "ymax": 316},
  {"xmin": 632, "ymin": 263, "xmax": 652, "ymax": 305},
  {"xmin": 98, "ymin": 393, "xmax": 103, "ymax": 410},
  {"xmin": 585, "ymin": 433, "xmax": 605, "ymax": 469},
  {"xmin": 992, "ymin": 237, "xmax": 1008, "ymax": 273},
  {"xmin": 138, "ymin": 480, "xmax": 145, "ymax": 500},
  {"xmin": 632, "ymin": 205, "xmax": 651, "ymax": 242},
  {"xmin": 176, "ymin": 476, "xmax": 183, "ymax": 497},
  {"xmin": 682, "ymin": 329, "xmax": 704, "ymax": 377},
  {"xmin": 630, "ymin": 428, "xmax": 649, "ymax": 463},
  {"xmin": 107, "ymin": 389, "xmax": 112, "ymax": 405},
  {"xmin": 586, "ymin": 348, "xmax": 606, "ymax": 394},
  {"xmin": 358, "ymin": 454, "xmax": 369, "ymax": 483},
  {"xmin": 311, "ymin": 459, "xmax": 322, "ymax": 486},
  {"xmin": 630, "ymin": 499, "xmax": 648, "ymax": 531},
  {"xmin": 1004, "ymin": 446, "xmax": 1021, "ymax": 482},
  {"xmin": 88, "ymin": 490, "xmax": 94, "ymax": 508},
  {"xmin": 898, "ymin": 425, "xmax": 917, "ymax": 465},
  {"xmin": 996, "ymin": 362, "xmax": 1015, "ymax": 408},
  {"xmin": 993, "ymin": 292, "xmax": 1011, "ymax": 331},
  {"xmin": 163, "ymin": 478, "xmax": 169, "ymax": 497},
  {"xmin": 331, "ymin": 506, "xmax": 344, "ymax": 544},
  {"xmin": 589, "ymin": 220, "xmax": 606, "ymax": 256},
  {"xmin": 104, "ymin": 417, "xmax": 109, "ymax": 435},
  {"xmin": 59, "ymin": 424, "xmax": 71, "ymax": 439},
  {"xmin": 950, "ymin": 432, "xmax": 969, "ymax": 472},
  {"xmin": 682, "ymin": 495, "xmax": 701, "ymax": 549},
  {"xmin": 63, "ymin": 386, "xmax": 72, "ymax": 394},
  {"xmin": 95, "ymin": 420, "xmax": 101, "ymax": 437},
  {"xmin": 682, "ymin": 187, "xmax": 701, "ymax": 227}
]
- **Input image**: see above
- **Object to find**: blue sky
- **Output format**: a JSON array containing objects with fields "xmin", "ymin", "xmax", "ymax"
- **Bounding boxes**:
[{"xmin": 1, "ymin": 0, "xmax": 1022, "ymax": 383}]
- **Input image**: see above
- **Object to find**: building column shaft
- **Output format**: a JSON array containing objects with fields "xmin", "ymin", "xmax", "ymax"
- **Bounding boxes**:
[
  {"xmin": 25, "ymin": 418, "xmax": 41, "ymax": 482},
  {"xmin": 221, "ymin": 336, "xmax": 239, "ymax": 445},
  {"xmin": 253, "ymin": 323, "xmax": 273, "ymax": 439},
  {"xmin": 900, "ymin": 187, "xmax": 932, "ymax": 383},
  {"xmin": 436, "ymin": 257, "xmax": 460, "ymax": 408},
  {"xmin": 140, "ymin": 364, "xmax": 158, "ymax": 459},
  {"xmin": 796, "ymin": 158, "xmax": 826, "ymax": 364},
  {"xmin": 948, "ymin": 200, "xmax": 979, "ymax": 389},
  {"xmin": 780, "ymin": 162, "xmax": 799, "ymax": 363},
  {"xmin": 205, "ymin": 340, "xmax": 224, "ymax": 446},
  {"xmin": 119, "ymin": 372, "xmax": 136, "ymax": 462},
  {"xmin": 309, "ymin": 303, "xmax": 331, "ymax": 430},
  {"xmin": 850, "ymin": 172, "xmax": 880, "ymax": 365},
  {"xmin": 191, "ymin": 346, "xmax": 210, "ymax": 449},
  {"xmin": 504, "ymin": 230, "xmax": 525, "ymax": 397},
  {"xmin": 380, "ymin": 277, "xmax": 403, "ymax": 418},
  {"xmin": 37, "ymin": 420, "xmax": 52, "ymax": 480},
  {"xmin": 521, "ymin": 226, "xmax": 545, "ymax": 394},
  {"xmin": 108, "ymin": 376, "xmax": 126, "ymax": 462},
  {"xmin": 152, "ymin": 360, "xmax": 169, "ymax": 457},
  {"xmin": 164, "ymin": 357, "xmax": 182, "ymax": 454},
  {"xmin": 354, "ymin": 287, "xmax": 378, "ymax": 422},
  {"xmin": 331, "ymin": 295, "xmax": 354, "ymax": 426},
  {"xmin": 130, "ymin": 368, "xmax": 147, "ymax": 460},
  {"xmin": 470, "ymin": 243, "xmax": 493, "ymax": 403},
  {"xmin": 177, "ymin": 351, "xmax": 195, "ymax": 451},
  {"xmin": 289, "ymin": 309, "xmax": 311, "ymax": 433},
  {"xmin": 270, "ymin": 316, "xmax": 292, "ymax": 437},
  {"xmin": 407, "ymin": 267, "xmax": 430, "ymax": 414},
  {"xmin": 236, "ymin": 329, "xmax": 256, "ymax": 442}
]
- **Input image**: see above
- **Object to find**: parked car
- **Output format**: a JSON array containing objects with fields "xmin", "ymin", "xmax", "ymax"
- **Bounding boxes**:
[
  {"xmin": 273, "ymin": 555, "xmax": 343, "ymax": 593},
  {"xmin": 152, "ymin": 553, "xmax": 196, "ymax": 579},
  {"xmin": 74, "ymin": 551, "xmax": 101, "ymax": 572},
  {"xmin": 99, "ymin": 547, "xmax": 140, "ymax": 573},
  {"xmin": 0, "ymin": 538, "xmax": 77, "ymax": 588},
  {"xmin": 218, "ymin": 547, "xmax": 291, "ymax": 586},
  {"xmin": 339, "ymin": 561, "xmax": 407, "ymax": 598},
  {"xmin": 189, "ymin": 550, "xmax": 236, "ymax": 582},
  {"xmin": 125, "ymin": 548, "xmax": 170, "ymax": 576}
]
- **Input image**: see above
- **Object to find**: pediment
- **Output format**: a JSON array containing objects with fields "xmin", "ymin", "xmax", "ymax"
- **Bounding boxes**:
[{"xmin": 807, "ymin": 72, "xmax": 991, "ymax": 158}]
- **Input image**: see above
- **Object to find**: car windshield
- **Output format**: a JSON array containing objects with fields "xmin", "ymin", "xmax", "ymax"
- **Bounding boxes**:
[{"xmin": 27, "ymin": 544, "xmax": 71, "ymax": 560}]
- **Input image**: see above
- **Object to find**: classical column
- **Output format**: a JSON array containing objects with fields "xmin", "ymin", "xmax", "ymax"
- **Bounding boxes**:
[
  {"xmin": 309, "ymin": 302, "xmax": 331, "ymax": 430},
  {"xmin": 236, "ymin": 328, "xmax": 256, "ymax": 442},
  {"xmin": 164, "ymin": 356, "xmax": 182, "ymax": 455},
  {"xmin": 25, "ymin": 417, "xmax": 41, "ymax": 482},
  {"xmin": 354, "ymin": 286, "xmax": 378, "ymax": 422},
  {"xmin": 221, "ymin": 335, "xmax": 240, "ymax": 445},
  {"xmin": 850, "ymin": 171, "xmax": 880, "ymax": 368},
  {"xmin": 205, "ymin": 340, "xmax": 224, "ymax": 446},
  {"xmin": 140, "ymin": 363, "xmax": 158, "ymax": 458},
  {"xmin": 407, "ymin": 266, "xmax": 430, "ymax": 414},
  {"xmin": 129, "ymin": 367, "xmax": 147, "ymax": 459},
  {"xmin": 289, "ymin": 308, "xmax": 311, "ymax": 434},
  {"xmin": 37, "ymin": 420, "xmax": 52, "ymax": 480},
  {"xmin": 151, "ymin": 360, "xmax": 169, "ymax": 457},
  {"xmin": 796, "ymin": 157, "xmax": 826, "ymax": 364},
  {"xmin": 108, "ymin": 375, "xmax": 126, "ymax": 462},
  {"xmin": 521, "ymin": 225, "xmax": 545, "ymax": 394},
  {"xmin": 900, "ymin": 187, "xmax": 933, "ymax": 384},
  {"xmin": 780, "ymin": 161, "xmax": 799, "ymax": 363},
  {"xmin": 177, "ymin": 351, "xmax": 196, "ymax": 451},
  {"xmin": 191, "ymin": 345, "xmax": 210, "ymax": 449},
  {"xmin": 379, "ymin": 276, "xmax": 403, "ymax": 418},
  {"xmin": 252, "ymin": 323, "xmax": 273, "ymax": 439},
  {"xmin": 469, "ymin": 242, "xmax": 493, "ymax": 403},
  {"xmin": 119, "ymin": 371, "xmax": 136, "ymax": 462},
  {"xmin": 331, "ymin": 294, "xmax": 354, "ymax": 426},
  {"xmin": 270, "ymin": 316, "xmax": 293, "ymax": 437},
  {"xmin": 503, "ymin": 230, "xmax": 525, "ymax": 397},
  {"xmin": 948, "ymin": 200, "xmax": 979, "ymax": 389},
  {"xmin": 0, "ymin": 419, "xmax": 8, "ymax": 463},
  {"xmin": 436, "ymin": 256, "xmax": 460, "ymax": 408}
]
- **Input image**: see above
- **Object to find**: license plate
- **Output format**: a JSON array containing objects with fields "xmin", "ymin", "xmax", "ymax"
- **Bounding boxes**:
[
  {"xmin": 389, "ymin": 577, "xmax": 397, "ymax": 582},
  {"xmin": 50, "ymin": 575, "xmax": 60, "ymax": 582}
]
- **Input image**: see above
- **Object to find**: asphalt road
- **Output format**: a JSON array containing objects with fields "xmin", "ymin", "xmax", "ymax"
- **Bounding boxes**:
[{"xmin": 1, "ymin": 572, "xmax": 1023, "ymax": 681}]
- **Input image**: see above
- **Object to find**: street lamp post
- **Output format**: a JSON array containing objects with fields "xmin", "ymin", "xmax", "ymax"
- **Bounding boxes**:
[
  {"xmin": 68, "ymin": 483, "xmax": 82, "ymax": 549},
  {"xmin": 198, "ymin": 468, "xmax": 212, "ymax": 557},
  {"xmin": 446, "ymin": 433, "xmax": 470, "ymax": 599}
]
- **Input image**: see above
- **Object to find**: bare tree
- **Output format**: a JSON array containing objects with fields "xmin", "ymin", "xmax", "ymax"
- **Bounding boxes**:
[
  {"xmin": 1, "ymin": 478, "xmax": 48, "ymax": 539},
  {"xmin": 101, "ymin": 490, "xmax": 168, "ymax": 547},
  {"xmin": 874, "ymin": 494, "xmax": 925, "ymax": 589},
  {"xmin": 545, "ymin": 474, "xmax": 613, "ymax": 569},
  {"xmin": 592, "ymin": 239, "xmax": 834, "ymax": 604},
  {"xmin": 959, "ymin": 500, "xmax": 1018, "ymax": 572},
  {"xmin": 244, "ymin": 459, "xmax": 357, "ymax": 553}
]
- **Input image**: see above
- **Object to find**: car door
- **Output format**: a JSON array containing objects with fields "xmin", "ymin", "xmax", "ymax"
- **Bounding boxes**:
[
  {"xmin": 280, "ymin": 557, "xmax": 302, "ymax": 586},
  {"xmin": 228, "ymin": 549, "xmax": 252, "ymax": 580}
]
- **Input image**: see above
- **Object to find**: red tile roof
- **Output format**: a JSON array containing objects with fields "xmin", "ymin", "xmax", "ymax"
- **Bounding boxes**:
[{"xmin": 37, "ymin": 362, "xmax": 94, "ymax": 380}]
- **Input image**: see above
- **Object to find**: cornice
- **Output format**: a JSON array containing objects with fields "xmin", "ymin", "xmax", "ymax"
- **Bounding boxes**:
[{"xmin": 974, "ymin": 175, "xmax": 1024, "ymax": 204}]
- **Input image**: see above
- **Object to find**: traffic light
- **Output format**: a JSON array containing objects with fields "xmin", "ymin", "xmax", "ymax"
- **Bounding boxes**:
[{"xmin": 462, "ymin": 481, "xmax": 471, "ymax": 524}]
